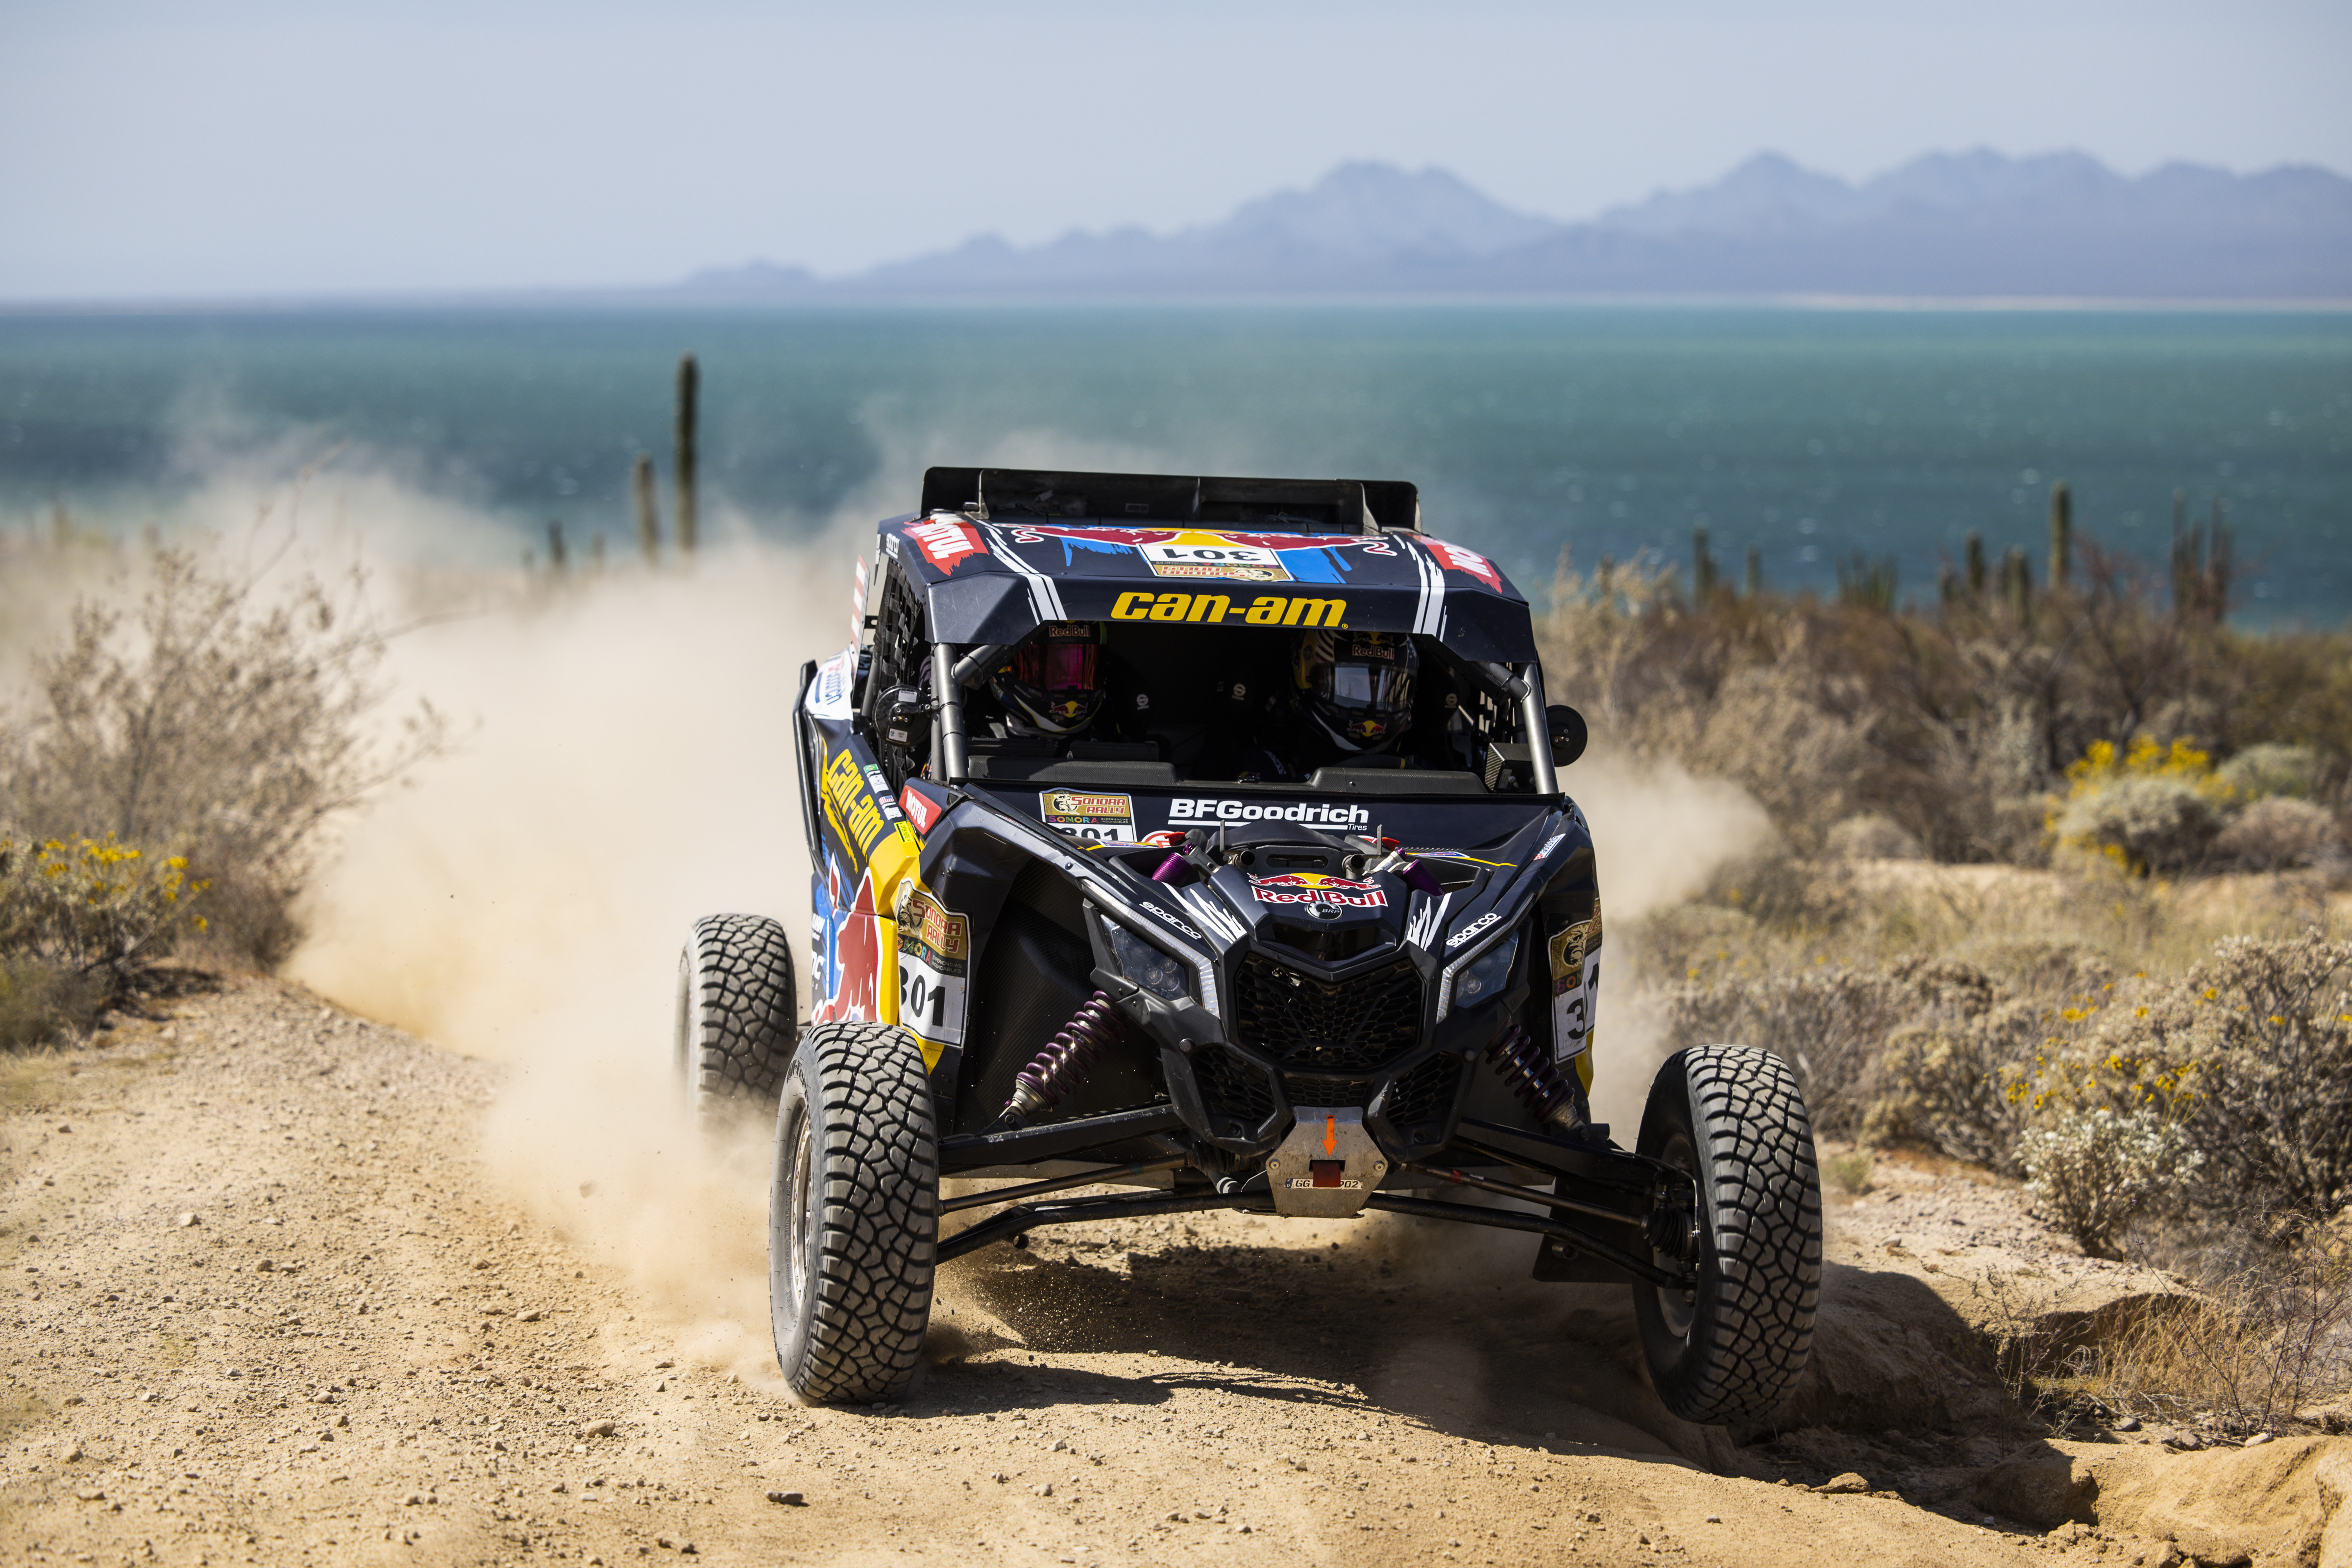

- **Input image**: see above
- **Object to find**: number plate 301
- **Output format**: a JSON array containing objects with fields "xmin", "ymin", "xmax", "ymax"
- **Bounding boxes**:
[{"xmin": 894, "ymin": 883, "xmax": 970, "ymax": 1047}]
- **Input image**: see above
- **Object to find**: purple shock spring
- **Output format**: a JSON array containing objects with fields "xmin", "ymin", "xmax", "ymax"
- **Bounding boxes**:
[
  {"xmin": 1003, "ymin": 991, "xmax": 1128, "ymax": 1123},
  {"xmin": 1485, "ymin": 1024, "xmax": 1578, "ymax": 1126}
]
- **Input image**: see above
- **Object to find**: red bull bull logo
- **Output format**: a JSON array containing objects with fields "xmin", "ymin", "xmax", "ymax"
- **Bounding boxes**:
[{"xmin": 1248, "ymin": 872, "xmax": 1388, "ymax": 909}]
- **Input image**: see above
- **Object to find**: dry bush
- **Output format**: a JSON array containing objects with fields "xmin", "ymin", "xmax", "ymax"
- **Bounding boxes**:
[
  {"xmin": 0, "ymin": 834, "xmax": 207, "ymax": 997},
  {"xmin": 2213, "ymin": 796, "xmax": 2343, "ymax": 871},
  {"xmin": 2018, "ymin": 935, "xmax": 2352, "ymax": 1227},
  {"xmin": 1823, "ymin": 1147, "xmax": 1875, "ymax": 1195},
  {"xmin": 1826, "ymin": 813, "xmax": 1925, "ymax": 861},
  {"xmin": 2220, "ymin": 742, "xmax": 2325, "ymax": 801},
  {"xmin": 1869, "ymin": 996, "xmax": 2043, "ymax": 1174},
  {"xmin": 2088, "ymin": 1233, "xmax": 2352, "ymax": 1434},
  {"xmin": 1538, "ymin": 540, "xmax": 2352, "ymax": 869},
  {"xmin": 2019, "ymin": 1108, "xmax": 2201, "ymax": 1260},
  {"xmin": 2161, "ymin": 936, "xmax": 2352, "ymax": 1225},
  {"xmin": 2053, "ymin": 775, "xmax": 2226, "ymax": 874},
  {"xmin": 0, "ymin": 543, "xmax": 446, "ymax": 967},
  {"xmin": 1656, "ymin": 964, "xmax": 1906, "ymax": 1136},
  {"xmin": 0, "ymin": 953, "xmax": 100, "ymax": 1051}
]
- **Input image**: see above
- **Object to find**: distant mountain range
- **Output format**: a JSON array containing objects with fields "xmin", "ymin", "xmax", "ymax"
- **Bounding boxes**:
[{"xmin": 679, "ymin": 151, "xmax": 2352, "ymax": 301}]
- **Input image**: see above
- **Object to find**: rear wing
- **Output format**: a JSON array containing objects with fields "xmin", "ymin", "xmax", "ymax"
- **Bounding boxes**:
[{"xmin": 919, "ymin": 467, "xmax": 1421, "ymax": 537}]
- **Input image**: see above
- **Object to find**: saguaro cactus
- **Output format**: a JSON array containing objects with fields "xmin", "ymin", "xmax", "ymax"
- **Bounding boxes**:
[
  {"xmin": 634, "ymin": 454, "xmax": 661, "ymax": 564},
  {"xmin": 1691, "ymin": 526, "xmax": 1717, "ymax": 601},
  {"xmin": 675, "ymin": 353, "xmax": 700, "ymax": 556},
  {"xmin": 1965, "ymin": 531, "xmax": 1986, "ymax": 597},
  {"xmin": 2048, "ymin": 481, "xmax": 2073, "ymax": 591},
  {"xmin": 2001, "ymin": 546, "xmax": 2033, "ymax": 616},
  {"xmin": 2208, "ymin": 497, "xmax": 2231, "ymax": 616}
]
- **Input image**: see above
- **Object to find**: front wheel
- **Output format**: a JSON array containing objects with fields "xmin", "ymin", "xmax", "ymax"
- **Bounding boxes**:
[
  {"xmin": 769, "ymin": 1021, "xmax": 938, "ymax": 1403},
  {"xmin": 1633, "ymin": 1045, "xmax": 1821, "ymax": 1426}
]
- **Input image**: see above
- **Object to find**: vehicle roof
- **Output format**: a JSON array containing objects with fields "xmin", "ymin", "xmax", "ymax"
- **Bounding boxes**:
[{"xmin": 882, "ymin": 467, "xmax": 1538, "ymax": 662}]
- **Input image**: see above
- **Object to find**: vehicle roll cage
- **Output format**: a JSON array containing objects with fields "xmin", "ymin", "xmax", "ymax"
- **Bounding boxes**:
[{"xmin": 924, "ymin": 637, "xmax": 1559, "ymax": 794}]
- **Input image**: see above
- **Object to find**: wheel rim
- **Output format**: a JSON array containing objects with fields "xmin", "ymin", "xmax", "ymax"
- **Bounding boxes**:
[
  {"xmin": 1654, "ymin": 1129, "xmax": 1700, "ymax": 1341},
  {"xmin": 784, "ymin": 1102, "xmax": 815, "ymax": 1321}
]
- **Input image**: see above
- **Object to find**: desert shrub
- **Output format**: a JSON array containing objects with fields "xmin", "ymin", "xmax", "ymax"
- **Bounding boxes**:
[
  {"xmin": 2220, "ymin": 742, "xmax": 2323, "ymax": 801},
  {"xmin": 1538, "ymin": 540, "xmax": 2352, "ymax": 869},
  {"xmin": 1823, "ymin": 1148, "xmax": 1875, "ymax": 1195},
  {"xmin": 0, "ymin": 544, "xmax": 445, "ymax": 965},
  {"xmin": 2041, "ymin": 935, "xmax": 2352, "ymax": 1226},
  {"xmin": 0, "ymin": 834, "xmax": 208, "ymax": 1005},
  {"xmin": 2164, "ymin": 935, "xmax": 2352, "ymax": 1226},
  {"xmin": 1826, "ymin": 813, "xmax": 1925, "ymax": 861},
  {"xmin": 2052, "ymin": 776, "xmax": 2225, "ymax": 875},
  {"xmin": 1655, "ymin": 965, "xmax": 1906, "ymax": 1136},
  {"xmin": 2051, "ymin": 736, "xmax": 2234, "ymax": 874},
  {"xmin": 1869, "ymin": 998, "xmax": 2043, "ymax": 1172},
  {"xmin": 2019, "ymin": 1108, "xmax": 2201, "ymax": 1260},
  {"xmin": 2090, "ymin": 1230, "xmax": 2352, "ymax": 1434},
  {"xmin": 2213, "ymin": 796, "xmax": 2342, "ymax": 872},
  {"xmin": 1958, "ymin": 937, "xmax": 2116, "ymax": 1001},
  {"xmin": 0, "ymin": 953, "xmax": 101, "ymax": 1051}
]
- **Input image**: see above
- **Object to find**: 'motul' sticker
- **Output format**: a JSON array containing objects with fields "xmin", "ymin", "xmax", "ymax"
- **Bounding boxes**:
[{"xmin": 1039, "ymin": 789, "xmax": 1136, "ymax": 843}]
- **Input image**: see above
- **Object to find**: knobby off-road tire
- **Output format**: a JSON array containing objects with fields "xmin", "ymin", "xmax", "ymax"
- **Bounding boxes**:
[
  {"xmin": 674, "ymin": 914, "xmax": 798, "ymax": 1121},
  {"xmin": 769, "ymin": 1021, "xmax": 939, "ymax": 1403},
  {"xmin": 1633, "ymin": 1044, "xmax": 1822, "ymax": 1427}
]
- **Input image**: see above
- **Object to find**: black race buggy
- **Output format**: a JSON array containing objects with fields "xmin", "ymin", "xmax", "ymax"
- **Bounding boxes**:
[{"xmin": 674, "ymin": 467, "xmax": 1821, "ymax": 1422}]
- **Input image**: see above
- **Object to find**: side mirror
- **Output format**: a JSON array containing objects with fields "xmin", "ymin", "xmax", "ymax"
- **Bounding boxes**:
[{"xmin": 1545, "ymin": 704, "xmax": 1588, "ymax": 768}]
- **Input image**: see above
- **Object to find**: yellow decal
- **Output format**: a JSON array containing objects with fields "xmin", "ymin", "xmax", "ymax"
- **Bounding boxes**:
[
  {"xmin": 1118, "ymin": 591, "xmax": 1344, "ymax": 628},
  {"xmin": 1281, "ymin": 596, "xmax": 1346, "ymax": 627},
  {"xmin": 822, "ymin": 748, "xmax": 888, "ymax": 861}
]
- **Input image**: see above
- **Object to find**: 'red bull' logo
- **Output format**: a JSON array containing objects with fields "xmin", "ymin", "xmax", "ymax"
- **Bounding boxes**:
[{"xmin": 1248, "ymin": 872, "xmax": 1388, "ymax": 909}]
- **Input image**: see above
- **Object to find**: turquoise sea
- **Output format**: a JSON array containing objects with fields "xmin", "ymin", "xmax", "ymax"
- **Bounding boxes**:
[{"xmin": 1, "ymin": 307, "xmax": 2346, "ymax": 622}]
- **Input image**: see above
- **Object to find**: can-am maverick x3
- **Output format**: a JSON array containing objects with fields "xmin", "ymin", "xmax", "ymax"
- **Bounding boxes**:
[{"xmin": 674, "ymin": 467, "xmax": 1821, "ymax": 1425}]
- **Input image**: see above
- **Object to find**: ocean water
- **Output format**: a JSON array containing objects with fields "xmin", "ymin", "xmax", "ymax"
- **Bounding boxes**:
[{"xmin": 1, "ymin": 306, "xmax": 2346, "ymax": 622}]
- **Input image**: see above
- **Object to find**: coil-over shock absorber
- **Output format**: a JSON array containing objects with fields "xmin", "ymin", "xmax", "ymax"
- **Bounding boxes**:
[
  {"xmin": 1485, "ymin": 1023, "xmax": 1584, "ymax": 1134},
  {"xmin": 997, "ymin": 991, "xmax": 1131, "ymax": 1130}
]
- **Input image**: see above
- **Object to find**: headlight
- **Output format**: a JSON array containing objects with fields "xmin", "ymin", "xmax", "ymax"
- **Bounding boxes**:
[
  {"xmin": 1453, "ymin": 931, "xmax": 1521, "ymax": 1009},
  {"xmin": 1105, "ymin": 919, "xmax": 1192, "ymax": 1003}
]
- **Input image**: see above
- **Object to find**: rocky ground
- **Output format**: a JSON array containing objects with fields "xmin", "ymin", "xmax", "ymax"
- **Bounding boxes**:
[{"xmin": 3, "ymin": 976, "xmax": 2346, "ymax": 1568}]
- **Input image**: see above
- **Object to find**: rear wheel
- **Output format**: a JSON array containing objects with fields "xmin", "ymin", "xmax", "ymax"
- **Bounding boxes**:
[
  {"xmin": 769, "ymin": 1021, "xmax": 938, "ymax": 1402},
  {"xmin": 674, "ymin": 914, "xmax": 798, "ymax": 1122},
  {"xmin": 1633, "ymin": 1045, "xmax": 1821, "ymax": 1426}
]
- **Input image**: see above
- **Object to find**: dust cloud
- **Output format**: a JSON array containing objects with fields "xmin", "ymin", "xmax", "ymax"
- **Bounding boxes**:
[
  {"xmin": 1563, "ymin": 749, "xmax": 1773, "ymax": 1131},
  {"xmin": 285, "ymin": 517, "xmax": 865, "ymax": 1384}
]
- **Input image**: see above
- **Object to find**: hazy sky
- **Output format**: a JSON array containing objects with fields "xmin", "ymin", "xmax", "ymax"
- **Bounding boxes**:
[{"xmin": 2, "ymin": 0, "xmax": 2346, "ymax": 298}]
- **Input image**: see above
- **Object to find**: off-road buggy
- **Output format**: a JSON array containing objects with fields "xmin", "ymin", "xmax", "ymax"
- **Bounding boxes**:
[{"xmin": 675, "ymin": 467, "xmax": 1821, "ymax": 1423}]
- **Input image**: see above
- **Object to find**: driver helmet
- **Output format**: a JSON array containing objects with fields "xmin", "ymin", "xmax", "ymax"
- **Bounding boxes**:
[
  {"xmin": 1294, "ymin": 629, "xmax": 1417, "ymax": 752},
  {"xmin": 991, "ymin": 621, "xmax": 1106, "ymax": 736}
]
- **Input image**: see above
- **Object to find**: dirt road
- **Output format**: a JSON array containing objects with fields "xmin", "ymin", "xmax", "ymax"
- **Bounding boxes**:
[{"xmin": 0, "ymin": 977, "xmax": 2222, "ymax": 1567}]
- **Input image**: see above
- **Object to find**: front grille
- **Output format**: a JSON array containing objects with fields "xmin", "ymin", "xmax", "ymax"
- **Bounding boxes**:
[
  {"xmin": 1384, "ymin": 1054, "xmax": 1463, "ymax": 1132},
  {"xmin": 1233, "ymin": 952, "xmax": 1423, "ymax": 1073},
  {"xmin": 1191, "ymin": 1043, "xmax": 1276, "ymax": 1134},
  {"xmin": 1283, "ymin": 1073, "xmax": 1376, "ymax": 1109},
  {"xmin": 1259, "ymin": 921, "xmax": 1385, "ymax": 964}
]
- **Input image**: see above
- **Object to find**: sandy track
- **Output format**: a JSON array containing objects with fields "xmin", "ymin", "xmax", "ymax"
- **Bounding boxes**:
[{"xmin": 1, "ymin": 978, "xmax": 2068, "ymax": 1567}]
